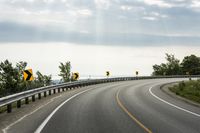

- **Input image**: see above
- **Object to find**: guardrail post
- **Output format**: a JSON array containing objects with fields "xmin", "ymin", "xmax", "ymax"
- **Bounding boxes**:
[
  {"xmin": 58, "ymin": 88, "xmax": 60, "ymax": 93},
  {"xmin": 44, "ymin": 91, "xmax": 47, "ymax": 97},
  {"xmin": 25, "ymin": 97, "xmax": 29, "ymax": 104},
  {"xmin": 38, "ymin": 93, "xmax": 41, "ymax": 99},
  {"xmin": 62, "ymin": 88, "xmax": 65, "ymax": 91},
  {"xmin": 53, "ymin": 89, "xmax": 56, "ymax": 94},
  {"xmin": 7, "ymin": 104, "xmax": 12, "ymax": 113},
  {"xmin": 49, "ymin": 90, "xmax": 51, "ymax": 95},
  {"xmin": 17, "ymin": 100, "xmax": 21, "ymax": 108},
  {"xmin": 32, "ymin": 95, "xmax": 35, "ymax": 102}
]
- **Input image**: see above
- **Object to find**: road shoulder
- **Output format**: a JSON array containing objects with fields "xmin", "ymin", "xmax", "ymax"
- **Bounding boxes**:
[
  {"xmin": 160, "ymin": 83, "xmax": 200, "ymax": 108},
  {"xmin": 0, "ymin": 85, "xmax": 97, "ymax": 133}
]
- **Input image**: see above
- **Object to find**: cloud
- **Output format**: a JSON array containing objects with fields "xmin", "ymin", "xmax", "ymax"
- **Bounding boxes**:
[
  {"xmin": 120, "ymin": 5, "xmax": 133, "ymax": 11},
  {"xmin": 94, "ymin": 0, "xmax": 111, "ymax": 9},
  {"xmin": 142, "ymin": 11, "xmax": 168, "ymax": 21},
  {"xmin": 76, "ymin": 9, "xmax": 92, "ymax": 17},
  {"xmin": 189, "ymin": 0, "xmax": 200, "ymax": 12},
  {"xmin": 1, "ymin": 21, "xmax": 200, "ymax": 47},
  {"xmin": 142, "ymin": 0, "xmax": 173, "ymax": 8},
  {"xmin": 150, "ymin": 12, "xmax": 168, "ymax": 18},
  {"xmin": 0, "ymin": 0, "xmax": 200, "ymax": 46},
  {"xmin": 43, "ymin": 0, "xmax": 55, "ymax": 3},
  {"xmin": 190, "ymin": 0, "xmax": 200, "ymax": 7},
  {"xmin": 142, "ymin": 16, "xmax": 157, "ymax": 21}
]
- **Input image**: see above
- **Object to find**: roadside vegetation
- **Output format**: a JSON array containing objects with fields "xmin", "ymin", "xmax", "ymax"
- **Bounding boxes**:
[
  {"xmin": 0, "ymin": 60, "xmax": 73, "ymax": 97},
  {"xmin": 152, "ymin": 54, "xmax": 200, "ymax": 76},
  {"xmin": 169, "ymin": 80, "xmax": 200, "ymax": 103},
  {"xmin": 58, "ymin": 61, "xmax": 71, "ymax": 82},
  {"xmin": 153, "ymin": 54, "xmax": 200, "ymax": 103}
]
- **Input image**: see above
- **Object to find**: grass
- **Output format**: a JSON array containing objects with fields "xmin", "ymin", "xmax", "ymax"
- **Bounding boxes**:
[{"xmin": 169, "ymin": 79, "xmax": 200, "ymax": 103}]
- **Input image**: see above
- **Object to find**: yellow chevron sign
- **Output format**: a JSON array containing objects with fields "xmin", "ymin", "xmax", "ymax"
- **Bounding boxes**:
[
  {"xmin": 73, "ymin": 72, "xmax": 79, "ymax": 80},
  {"xmin": 136, "ymin": 71, "xmax": 139, "ymax": 76},
  {"xmin": 106, "ymin": 71, "xmax": 110, "ymax": 77},
  {"xmin": 23, "ymin": 69, "xmax": 34, "ymax": 81}
]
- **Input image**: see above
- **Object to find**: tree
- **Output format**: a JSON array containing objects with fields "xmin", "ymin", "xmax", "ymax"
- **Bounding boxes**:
[
  {"xmin": 165, "ymin": 53, "xmax": 182, "ymax": 75},
  {"xmin": 59, "ymin": 61, "xmax": 71, "ymax": 82},
  {"xmin": 0, "ymin": 59, "xmax": 53, "ymax": 97},
  {"xmin": 0, "ymin": 73, "xmax": 4, "ymax": 96},
  {"xmin": 36, "ymin": 71, "xmax": 52, "ymax": 86},
  {"xmin": 181, "ymin": 55, "xmax": 200, "ymax": 75},
  {"xmin": 16, "ymin": 61, "xmax": 27, "ymax": 81},
  {"xmin": 43, "ymin": 75, "xmax": 52, "ymax": 86},
  {"xmin": 36, "ymin": 71, "xmax": 43, "ymax": 84},
  {"xmin": 0, "ymin": 60, "xmax": 19, "ymax": 95},
  {"xmin": 152, "ymin": 63, "xmax": 167, "ymax": 75},
  {"xmin": 16, "ymin": 61, "xmax": 27, "ymax": 91},
  {"xmin": 152, "ymin": 54, "xmax": 181, "ymax": 75}
]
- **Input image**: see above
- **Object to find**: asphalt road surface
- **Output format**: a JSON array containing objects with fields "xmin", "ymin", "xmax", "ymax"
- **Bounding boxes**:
[{"xmin": 3, "ymin": 78, "xmax": 200, "ymax": 133}]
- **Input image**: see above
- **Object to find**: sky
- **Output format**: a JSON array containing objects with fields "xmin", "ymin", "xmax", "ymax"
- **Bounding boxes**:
[{"xmin": 0, "ymin": 0, "xmax": 200, "ymax": 79}]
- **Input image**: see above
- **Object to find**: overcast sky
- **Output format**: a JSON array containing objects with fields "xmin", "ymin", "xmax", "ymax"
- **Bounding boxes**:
[
  {"xmin": 1, "ymin": 0, "xmax": 200, "ymax": 45},
  {"xmin": 0, "ymin": 0, "xmax": 200, "ymax": 79}
]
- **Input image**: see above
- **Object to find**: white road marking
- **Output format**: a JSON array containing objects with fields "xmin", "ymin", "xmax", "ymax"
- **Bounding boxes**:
[
  {"xmin": 34, "ymin": 88, "xmax": 92, "ymax": 133},
  {"xmin": 149, "ymin": 86, "xmax": 200, "ymax": 117},
  {"xmin": 2, "ymin": 94, "xmax": 63, "ymax": 133}
]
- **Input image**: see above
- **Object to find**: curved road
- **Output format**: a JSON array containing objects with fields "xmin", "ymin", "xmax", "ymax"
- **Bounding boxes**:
[{"xmin": 5, "ymin": 79, "xmax": 200, "ymax": 133}]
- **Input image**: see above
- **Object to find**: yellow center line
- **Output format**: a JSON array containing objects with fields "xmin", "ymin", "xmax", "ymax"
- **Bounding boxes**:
[{"xmin": 116, "ymin": 89, "xmax": 153, "ymax": 133}]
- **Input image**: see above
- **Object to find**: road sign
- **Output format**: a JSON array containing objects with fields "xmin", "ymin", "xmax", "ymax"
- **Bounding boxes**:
[
  {"xmin": 73, "ymin": 72, "xmax": 79, "ymax": 80},
  {"xmin": 136, "ymin": 71, "xmax": 139, "ymax": 76},
  {"xmin": 106, "ymin": 71, "xmax": 110, "ymax": 77},
  {"xmin": 23, "ymin": 69, "xmax": 34, "ymax": 81}
]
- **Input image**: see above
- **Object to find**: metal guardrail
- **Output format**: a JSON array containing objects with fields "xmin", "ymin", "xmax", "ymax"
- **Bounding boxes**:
[{"xmin": 0, "ymin": 75, "xmax": 199, "ymax": 113}]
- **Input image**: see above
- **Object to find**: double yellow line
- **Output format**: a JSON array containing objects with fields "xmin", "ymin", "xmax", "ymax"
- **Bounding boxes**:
[{"xmin": 116, "ymin": 89, "xmax": 153, "ymax": 133}]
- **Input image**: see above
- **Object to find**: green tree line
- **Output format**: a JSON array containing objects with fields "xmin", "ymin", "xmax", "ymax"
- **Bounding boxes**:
[
  {"xmin": 0, "ymin": 60, "xmax": 73, "ymax": 97},
  {"xmin": 152, "ymin": 54, "xmax": 200, "ymax": 76}
]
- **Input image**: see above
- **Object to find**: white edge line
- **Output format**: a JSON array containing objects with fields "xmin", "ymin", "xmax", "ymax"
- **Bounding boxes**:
[
  {"xmin": 149, "ymin": 86, "xmax": 200, "ymax": 117},
  {"xmin": 34, "ymin": 88, "xmax": 92, "ymax": 133},
  {"xmin": 2, "ymin": 94, "xmax": 63, "ymax": 133}
]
